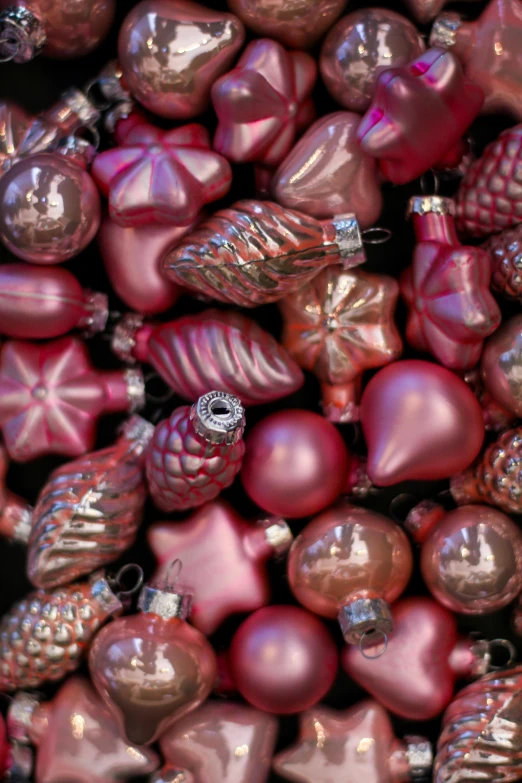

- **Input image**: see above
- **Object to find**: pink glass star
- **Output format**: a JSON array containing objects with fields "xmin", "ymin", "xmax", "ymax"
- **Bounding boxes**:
[
  {"xmin": 148, "ymin": 499, "xmax": 290, "ymax": 636},
  {"xmin": 212, "ymin": 38, "xmax": 316, "ymax": 167},
  {"xmin": 92, "ymin": 122, "xmax": 232, "ymax": 227}
]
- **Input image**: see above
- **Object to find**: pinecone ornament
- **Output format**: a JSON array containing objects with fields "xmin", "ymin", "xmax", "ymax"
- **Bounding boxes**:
[
  {"xmin": 0, "ymin": 572, "xmax": 123, "ymax": 691},
  {"xmin": 435, "ymin": 665, "xmax": 522, "ymax": 783},
  {"xmin": 27, "ymin": 417, "xmax": 154, "ymax": 590},
  {"xmin": 146, "ymin": 392, "xmax": 245, "ymax": 512},
  {"xmin": 483, "ymin": 223, "xmax": 522, "ymax": 302},
  {"xmin": 450, "ymin": 426, "xmax": 522, "ymax": 514},
  {"xmin": 456, "ymin": 125, "xmax": 522, "ymax": 237}
]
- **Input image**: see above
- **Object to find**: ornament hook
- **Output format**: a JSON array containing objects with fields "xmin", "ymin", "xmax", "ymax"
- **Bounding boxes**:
[
  {"xmin": 362, "ymin": 227, "xmax": 392, "ymax": 245},
  {"xmin": 420, "ymin": 169, "xmax": 440, "ymax": 196},
  {"xmin": 0, "ymin": 35, "xmax": 18, "ymax": 62},
  {"xmin": 388, "ymin": 492, "xmax": 417, "ymax": 524},
  {"xmin": 166, "ymin": 558, "xmax": 183, "ymax": 589},
  {"xmin": 144, "ymin": 371, "xmax": 176, "ymax": 405},
  {"xmin": 111, "ymin": 563, "xmax": 144, "ymax": 600},
  {"xmin": 486, "ymin": 638, "xmax": 517, "ymax": 671},
  {"xmin": 359, "ymin": 629, "xmax": 388, "ymax": 659}
]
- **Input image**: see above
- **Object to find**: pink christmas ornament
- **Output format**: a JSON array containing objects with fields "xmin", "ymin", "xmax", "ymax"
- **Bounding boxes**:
[
  {"xmin": 226, "ymin": 0, "xmax": 346, "ymax": 49},
  {"xmin": 279, "ymin": 266, "xmax": 402, "ymax": 422},
  {"xmin": 7, "ymin": 678, "xmax": 159, "ymax": 783},
  {"xmin": 0, "ymin": 264, "xmax": 107, "ymax": 340},
  {"xmin": 342, "ymin": 596, "xmax": 510, "ymax": 721},
  {"xmin": 118, "ymin": 0, "xmax": 245, "ymax": 120},
  {"xmin": 0, "ymin": 441, "xmax": 32, "ymax": 543},
  {"xmin": 481, "ymin": 315, "xmax": 522, "ymax": 419},
  {"xmin": 287, "ymin": 503, "xmax": 413, "ymax": 646},
  {"xmin": 89, "ymin": 571, "xmax": 217, "ymax": 745},
  {"xmin": 149, "ymin": 499, "xmax": 292, "ymax": 636},
  {"xmin": 361, "ymin": 360, "xmax": 485, "ymax": 486},
  {"xmin": 92, "ymin": 123, "xmax": 231, "ymax": 228},
  {"xmin": 273, "ymin": 701, "xmax": 431, "ymax": 783},
  {"xmin": 146, "ymin": 391, "xmax": 245, "ymax": 513},
  {"xmin": 462, "ymin": 367, "xmax": 516, "ymax": 432},
  {"xmin": 272, "ymin": 112, "xmax": 382, "ymax": 227},
  {"xmin": 484, "ymin": 223, "xmax": 522, "ymax": 302},
  {"xmin": 407, "ymin": 502, "xmax": 522, "ymax": 614},
  {"xmin": 357, "ymin": 48, "xmax": 484, "ymax": 185},
  {"xmin": 212, "ymin": 38, "xmax": 316, "ymax": 169},
  {"xmin": 401, "ymin": 195, "xmax": 501, "ymax": 369},
  {"xmin": 430, "ymin": 0, "xmax": 522, "ymax": 119},
  {"xmin": 162, "ymin": 200, "xmax": 366, "ymax": 307},
  {"xmin": 456, "ymin": 125, "xmax": 522, "ymax": 237},
  {"xmin": 229, "ymin": 605, "xmax": 338, "ymax": 714},
  {"xmin": 112, "ymin": 309, "xmax": 304, "ymax": 406},
  {"xmin": 320, "ymin": 9, "xmax": 425, "ymax": 114},
  {"xmin": 241, "ymin": 409, "xmax": 349, "ymax": 518},
  {"xmin": 0, "ymin": 144, "xmax": 101, "ymax": 265},
  {"xmin": 0, "ymin": 0, "xmax": 115, "ymax": 61},
  {"xmin": 0, "ymin": 337, "xmax": 144, "ymax": 462},
  {"xmin": 158, "ymin": 701, "xmax": 277, "ymax": 783}
]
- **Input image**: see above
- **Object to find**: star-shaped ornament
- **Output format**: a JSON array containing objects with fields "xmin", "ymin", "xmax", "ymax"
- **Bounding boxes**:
[
  {"xmin": 92, "ymin": 122, "xmax": 232, "ymax": 227},
  {"xmin": 279, "ymin": 267, "xmax": 402, "ymax": 422},
  {"xmin": 273, "ymin": 701, "xmax": 431, "ymax": 783}
]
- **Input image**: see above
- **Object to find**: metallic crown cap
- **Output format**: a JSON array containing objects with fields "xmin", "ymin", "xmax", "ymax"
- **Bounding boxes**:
[
  {"xmin": 190, "ymin": 391, "xmax": 245, "ymax": 445},
  {"xmin": 331, "ymin": 214, "xmax": 365, "ymax": 266},
  {"xmin": 112, "ymin": 313, "xmax": 144, "ymax": 364},
  {"xmin": 405, "ymin": 736, "xmax": 433, "ymax": 780},
  {"xmin": 125, "ymin": 367, "xmax": 146, "ymax": 413},
  {"xmin": 429, "ymin": 12, "xmax": 463, "ymax": 49},
  {"xmin": 120, "ymin": 415, "xmax": 155, "ymax": 448},
  {"xmin": 259, "ymin": 517, "xmax": 293, "ymax": 557},
  {"xmin": 0, "ymin": 6, "xmax": 46, "ymax": 63},
  {"xmin": 338, "ymin": 597, "xmax": 393, "ymax": 646},
  {"xmin": 7, "ymin": 691, "xmax": 40, "ymax": 745},
  {"xmin": 60, "ymin": 87, "xmax": 101, "ymax": 128},
  {"xmin": 407, "ymin": 195, "xmax": 456, "ymax": 218},
  {"xmin": 138, "ymin": 560, "xmax": 192, "ymax": 620}
]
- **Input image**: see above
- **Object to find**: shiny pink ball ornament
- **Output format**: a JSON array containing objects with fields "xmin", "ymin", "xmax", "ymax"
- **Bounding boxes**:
[
  {"xmin": 229, "ymin": 605, "xmax": 338, "ymax": 714},
  {"xmin": 287, "ymin": 503, "xmax": 413, "ymax": 646},
  {"xmin": 0, "ymin": 146, "xmax": 101, "ymax": 264},
  {"xmin": 0, "ymin": 337, "xmax": 144, "ymax": 462},
  {"xmin": 89, "ymin": 572, "xmax": 217, "ymax": 745},
  {"xmin": 361, "ymin": 360, "xmax": 485, "ymax": 486},
  {"xmin": 212, "ymin": 38, "xmax": 316, "ymax": 168},
  {"xmin": 0, "ymin": 263, "xmax": 108, "ymax": 339},
  {"xmin": 357, "ymin": 48, "xmax": 484, "ymax": 185},
  {"xmin": 118, "ymin": 0, "xmax": 245, "ymax": 120},
  {"xmin": 407, "ymin": 502, "xmax": 522, "ymax": 614},
  {"xmin": 320, "ymin": 9, "xmax": 425, "ymax": 114},
  {"xmin": 273, "ymin": 112, "xmax": 382, "ymax": 227},
  {"xmin": 0, "ymin": 0, "xmax": 115, "ymax": 62},
  {"xmin": 401, "ymin": 195, "xmax": 501, "ymax": 369},
  {"xmin": 481, "ymin": 315, "xmax": 522, "ymax": 419},
  {"xmin": 92, "ymin": 122, "xmax": 232, "ymax": 227},
  {"xmin": 149, "ymin": 500, "xmax": 293, "ymax": 636},
  {"xmin": 241, "ymin": 409, "xmax": 349, "ymax": 518}
]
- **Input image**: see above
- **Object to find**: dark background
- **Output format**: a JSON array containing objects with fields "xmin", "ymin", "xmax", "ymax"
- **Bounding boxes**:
[{"xmin": 0, "ymin": 0, "xmax": 520, "ymax": 779}]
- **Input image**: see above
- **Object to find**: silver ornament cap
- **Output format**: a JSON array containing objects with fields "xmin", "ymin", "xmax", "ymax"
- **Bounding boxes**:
[
  {"xmin": 0, "ymin": 6, "xmax": 46, "ymax": 62},
  {"xmin": 407, "ymin": 195, "xmax": 456, "ymax": 217},
  {"xmin": 190, "ymin": 391, "xmax": 245, "ymax": 446},
  {"xmin": 429, "ymin": 12, "xmax": 463, "ymax": 49},
  {"xmin": 404, "ymin": 736, "xmax": 433, "ymax": 780},
  {"xmin": 138, "ymin": 560, "xmax": 192, "ymax": 621},
  {"xmin": 331, "ymin": 214, "xmax": 365, "ymax": 268},
  {"xmin": 338, "ymin": 597, "xmax": 393, "ymax": 647}
]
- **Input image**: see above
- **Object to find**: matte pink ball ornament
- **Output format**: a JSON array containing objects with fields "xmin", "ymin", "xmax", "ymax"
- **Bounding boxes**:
[
  {"xmin": 229, "ymin": 605, "xmax": 338, "ymax": 714},
  {"xmin": 241, "ymin": 409, "xmax": 349, "ymax": 518},
  {"xmin": 118, "ymin": 0, "xmax": 245, "ymax": 120},
  {"xmin": 212, "ymin": 38, "xmax": 316, "ymax": 169},
  {"xmin": 92, "ymin": 122, "xmax": 232, "ymax": 227},
  {"xmin": 287, "ymin": 503, "xmax": 413, "ymax": 648},
  {"xmin": 361, "ymin": 360, "xmax": 485, "ymax": 486}
]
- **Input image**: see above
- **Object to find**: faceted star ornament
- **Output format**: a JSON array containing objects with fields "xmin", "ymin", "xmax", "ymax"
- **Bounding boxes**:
[
  {"xmin": 279, "ymin": 267, "xmax": 402, "ymax": 422},
  {"xmin": 92, "ymin": 122, "xmax": 232, "ymax": 227},
  {"xmin": 159, "ymin": 700, "xmax": 278, "ymax": 783},
  {"xmin": 24, "ymin": 677, "xmax": 159, "ymax": 783},
  {"xmin": 212, "ymin": 38, "xmax": 317, "ymax": 168},
  {"xmin": 273, "ymin": 700, "xmax": 431, "ymax": 783}
]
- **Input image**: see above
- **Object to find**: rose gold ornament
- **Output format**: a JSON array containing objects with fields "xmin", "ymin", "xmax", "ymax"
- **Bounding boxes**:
[
  {"xmin": 149, "ymin": 500, "xmax": 292, "ymax": 636},
  {"xmin": 484, "ymin": 223, "xmax": 522, "ymax": 302},
  {"xmin": 407, "ymin": 502, "xmax": 522, "ymax": 614},
  {"xmin": 89, "ymin": 567, "xmax": 217, "ymax": 745},
  {"xmin": 273, "ymin": 701, "xmax": 431, "ymax": 783},
  {"xmin": 481, "ymin": 315, "xmax": 522, "ymax": 419},
  {"xmin": 287, "ymin": 502, "xmax": 413, "ymax": 646},
  {"xmin": 462, "ymin": 367, "xmax": 515, "ymax": 432},
  {"xmin": 0, "ymin": 441, "xmax": 32, "ymax": 543},
  {"xmin": 456, "ymin": 124, "xmax": 522, "ymax": 237},
  {"xmin": 279, "ymin": 266, "xmax": 402, "ymax": 422},
  {"xmin": 112, "ymin": 310, "xmax": 304, "ymax": 406},
  {"xmin": 28, "ymin": 417, "xmax": 154, "ymax": 589},
  {"xmin": 320, "ymin": 9, "xmax": 425, "ymax": 113},
  {"xmin": 0, "ymin": 571, "xmax": 124, "ymax": 691},
  {"xmin": 0, "ymin": 0, "xmax": 115, "ymax": 62},
  {"xmin": 435, "ymin": 665, "xmax": 522, "ymax": 783},
  {"xmin": 272, "ymin": 112, "xmax": 382, "ymax": 227},
  {"xmin": 163, "ymin": 200, "xmax": 365, "ymax": 307},
  {"xmin": 118, "ymin": 0, "xmax": 245, "ymax": 120},
  {"xmin": 7, "ymin": 678, "xmax": 159, "ymax": 783}
]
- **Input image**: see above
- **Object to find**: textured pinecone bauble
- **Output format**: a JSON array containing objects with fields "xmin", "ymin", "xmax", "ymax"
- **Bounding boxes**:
[
  {"xmin": 450, "ymin": 427, "xmax": 522, "ymax": 514},
  {"xmin": 0, "ymin": 574, "xmax": 121, "ymax": 691},
  {"xmin": 456, "ymin": 125, "xmax": 522, "ymax": 237},
  {"xmin": 483, "ymin": 224, "xmax": 522, "ymax": 302}
]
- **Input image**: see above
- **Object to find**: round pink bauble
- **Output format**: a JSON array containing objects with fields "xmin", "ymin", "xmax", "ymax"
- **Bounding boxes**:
[
  {"xmin": 241, "ymin": 409, "xmax": 349, "ymax": 517},
  {"xmin": 360, "ymin": 360, "xmax": 485, "ymax": 485},
  {"xmin": 229, "ymin": 605, "xmax": 338, "ymax": 714},
  {"xmin": 481, "ymin": 315, "xmax": 522, "ymax": 418}
]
